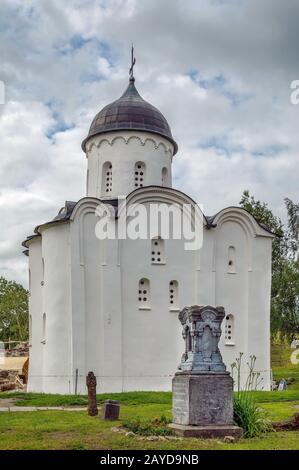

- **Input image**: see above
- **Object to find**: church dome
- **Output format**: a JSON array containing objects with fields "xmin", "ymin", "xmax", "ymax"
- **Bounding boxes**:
[{"xmin": 82, "ymin": 78, "xmax": 178, "ymax": 154}]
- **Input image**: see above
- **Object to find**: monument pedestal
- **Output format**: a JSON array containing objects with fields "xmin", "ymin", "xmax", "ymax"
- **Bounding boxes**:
[
  {"xmin": 171, "ymin": 371, "xmax": 242, "ymax": 439},
  {"xmin": 169, "ymin": 306, "xmax": 243, "ymax": 439},
  {"xmin": 172, "ymin": 372, "xmax": 233, "ymax": 426},
  {"xmin": 169, "ymin": 423, "xmax": 243, "ymax": 439}
]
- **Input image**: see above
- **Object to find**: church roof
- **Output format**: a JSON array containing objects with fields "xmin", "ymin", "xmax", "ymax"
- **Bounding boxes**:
[
  {"xmin": 22, "ymin": 195, "xmax": 276, "ymax": 252},
  {"xmin": 81, "ymin": 78, "xmax": 178, "ymax": 154}
]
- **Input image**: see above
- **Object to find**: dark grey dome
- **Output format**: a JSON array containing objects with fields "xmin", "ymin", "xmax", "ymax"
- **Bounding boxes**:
[{"xmin": 82, "ymin": 78, "xmax": 178, "ymax": 154}]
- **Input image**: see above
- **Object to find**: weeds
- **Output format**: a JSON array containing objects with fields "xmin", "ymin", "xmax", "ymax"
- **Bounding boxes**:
[
  {"xmin": 123, "ymin": 414, "xmax": 173, "ymax": 436},
  {"xmin": 231, "ymin": 354, "xmax": 272, "ymax": 438}
]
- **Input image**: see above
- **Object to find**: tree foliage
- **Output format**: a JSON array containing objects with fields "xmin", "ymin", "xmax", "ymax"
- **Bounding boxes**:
[
  {"xmin": 240, "ymin": 190, "xmax": 299, "ymax": 340},
  {"xmin": 0, "ymin": 277, "xmax": 29, "ymax": 342}
]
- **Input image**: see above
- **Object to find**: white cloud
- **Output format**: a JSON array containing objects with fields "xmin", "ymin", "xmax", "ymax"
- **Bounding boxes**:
[{"xmin": 0, "ymin": 0, "xmax": 298, "ymax": 285}]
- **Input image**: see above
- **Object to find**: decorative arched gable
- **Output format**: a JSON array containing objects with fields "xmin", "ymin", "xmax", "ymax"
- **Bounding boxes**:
[
  {"xmin": 70, "ymin": 197, "xmax": 115, "ymax": 266},
  {"xmin": 211, "ymin": 207, "xmax": 275, "ymax": 239},
  {"xmin": 86, "ymin": 133, "xmax": 173, "ymax": 157}
]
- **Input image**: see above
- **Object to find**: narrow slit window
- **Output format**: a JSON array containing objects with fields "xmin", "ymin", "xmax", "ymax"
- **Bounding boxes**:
[
  {"xmin": 224, "ymin": 314, "xmax": 235, "ymax": 345},
  {"xmin": 138, "ymin": 278, "xmax": 150, "ymax": 309},
  {"xmin": 162, "ymin": 167, "xmax": 168, "ymax": 186},
  {"xmin": 102, "ymin": 161, "xmax": 113, "ymax": 194},
  {"xmin": 42, "ymin": 313, "xmax": 46, "ymax": 344},
  {"xmin": 134, "ymin": 162, "xmax": 146, "ymax": 188},
  {"xmin": 169, "ymin": 280, "xmax": 179, "ymax": 310},
  {"xmin": 41, "ymin": 258, "xmax": 45, "ymax": 286},
  {"xmin": 228, "ymin": 246, "xmax": 236, "ymax": 273},
  {"xmin": 151, "ymin": 237, "xmax": 165, "ymax": 264}
]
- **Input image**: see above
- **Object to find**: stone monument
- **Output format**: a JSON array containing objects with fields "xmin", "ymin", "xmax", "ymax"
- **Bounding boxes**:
[
  {"xmin": 86, "ymin": 371, "xmax": 98, "ymax": 416},
  {"xmin": 102, "ymin": 400, "xmax": 120, "ymax": 420},
  {"xmin": 169, "ymin": 305, "xmax": 243, "ymax": 438}
]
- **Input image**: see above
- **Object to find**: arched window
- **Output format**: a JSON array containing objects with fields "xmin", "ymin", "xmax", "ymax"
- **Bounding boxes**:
[
  {"xmin": 138, "ymin": 278, "xmax": 150, "ymax": 309},
  {"xmin": 224, "ymin": 314, "xmax": 235, "ymax": 345},
  {"xmin": 42, "ymin": 313, "xmax": 46, "ymax": 344},
  {"xmin": 151, "ymin": 237, "xmax": 165, "ymax": 264},
  {"xmin": 162, "ymin": 167, "xmax": 168, "ymax": 186},
  {"xmin": 102, "ymin": 161, "xmax": 113, "ymax": 195},
  {"xmin": 227, "ymin": 246, "xmax": 236, "ymax": 273},
  {"xmin": 169, "ymin": 280, "xmax": 179, "ymax": 310},
  {"xmin": 134, "ymin": 162, "xmax": 145, "ymax": 188}
]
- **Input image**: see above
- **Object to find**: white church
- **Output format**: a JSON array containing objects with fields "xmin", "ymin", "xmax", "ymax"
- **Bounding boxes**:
[{"xmin": 23, "ymin": 63, "xmax": 274, "ymax": 394}]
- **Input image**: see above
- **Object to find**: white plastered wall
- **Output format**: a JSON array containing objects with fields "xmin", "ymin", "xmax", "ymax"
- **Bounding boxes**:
[
  {"xmin": 209, "ymin": 209, "xmax": 273, "ymax": 390},
  {"xmin": 86, "ymin": 131, "xmax": 174, "ymax": 199},
  {"xmin": 27, "ymin": 199, "xmax": 273, "ymax": 393},
  {"xmin": 27, "ymin": 237, "xmax": 44, "ymax": 392},
  {"xmin": 38, "ymin": 223, "xmax": 72, "ymax": 393},
  {"xmin": 69, "ymin": 199, "xmax": 123, "ymax": 394}
]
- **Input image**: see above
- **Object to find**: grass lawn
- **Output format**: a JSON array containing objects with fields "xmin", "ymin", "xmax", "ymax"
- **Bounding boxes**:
[
  {"xmin": 0, "ymin": 342, "xmax": 298, "ymax": 450},
  {"xmin": 0, "ymin": 403, "xmax": 298, "ymax": 450},
  {"xmin": 0, "ymin": 389, "xmax": 299, "ymax": 407},
  {"xmin": 271, "ymin": 342, "xmax": 299, "ymax": 390},
  {"xmin": 0, "ymin": 391, "xmax": 298, "ymax": 450}
]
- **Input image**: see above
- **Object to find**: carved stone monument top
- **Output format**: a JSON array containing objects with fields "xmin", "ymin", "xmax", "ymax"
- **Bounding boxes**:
[{"xmin": 178, "ymin": 305, "xmax": 226, "ymax": 373}]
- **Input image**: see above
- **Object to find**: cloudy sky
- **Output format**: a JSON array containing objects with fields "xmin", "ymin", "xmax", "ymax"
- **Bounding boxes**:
[{"xmin": 0, "ymin": 0, "xmax": 298, "ymax": 286}]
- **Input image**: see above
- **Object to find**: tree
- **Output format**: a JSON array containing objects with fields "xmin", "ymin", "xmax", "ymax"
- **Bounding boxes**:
[
  {"xmin": 0, "ymin": 277, "xmax": 29, "ymax": 343},
  {"xmin": 284, "ymin": 198, "xmax": 299, "ymax": 259},
  {"xmin": 239, "ymin": 191, "xmax": 299, "ymax": 340},
  {"xmin": 271, "ymin": 258, "xmax": 299, "ymax": 339}
]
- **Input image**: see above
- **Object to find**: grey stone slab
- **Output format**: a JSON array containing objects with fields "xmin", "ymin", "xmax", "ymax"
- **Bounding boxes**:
[
  {"xmin": 169, "ymin": 423, "xmax": 243, "ymax": 439},
  {"xmin": 36, "ymin": 407, "xmax": 61, "ymax": 411},
  {"xmin": 9, "ymin": 406, "xmax": 37, "ymax": 412},
  {"xmin": 5, "ymin": 406, "xmax": 87, "ymax": 412},
  {"xmin": 0, "ymin": 407, "xmax": 9, "ymax": 412},
  {"xmin": 102, "ymin": 400, "xmax": 120, "ymax": 420},
  {"xmin": 172, "ymin": 372, "xmax": 234, "ymax": 426},
  {"xmin": 62, "ymin": 407, "xmax": 86, "ymax": 411}
]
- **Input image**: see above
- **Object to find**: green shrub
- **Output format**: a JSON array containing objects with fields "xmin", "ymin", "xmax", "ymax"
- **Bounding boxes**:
[
  {"xmin": 123, "ymin": 414, "xmax": 173, "ymax": 436},
  {"xmin": 231, "ymin": 354, "xmax": 272, "ymax": 438},
  {"xmin": 233, "ymin": 393, "xmax": 272, "ymax": 438}
]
